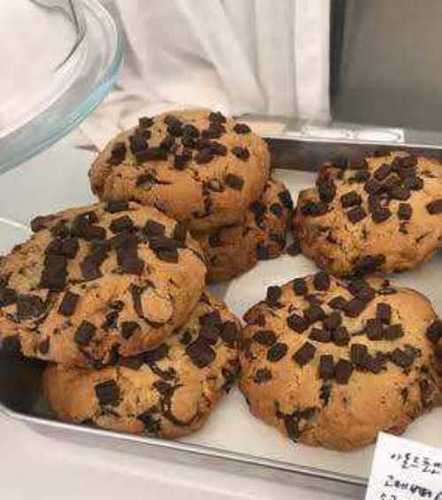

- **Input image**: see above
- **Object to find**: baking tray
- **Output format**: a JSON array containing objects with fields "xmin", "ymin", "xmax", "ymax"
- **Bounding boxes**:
[{"xmin": 2, "ymin": 135, "xmax": 442, "ymax": 498}]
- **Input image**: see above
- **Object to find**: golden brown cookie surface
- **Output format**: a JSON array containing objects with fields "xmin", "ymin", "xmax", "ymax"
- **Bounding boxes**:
[
  {"xmin": 89, "ymin": 109, "xmax": 270, "ymax": 232},
  {"xmin": 194, "ymin": 178, "xmax": 293, "ymax": 282},
  {"xmin": 240, "ymin": 273, "xmax": 439, "ymax": 450},
  {"xmin": 294, "ymin": 152, "xmax": 442, "ymax": 276},
  {"xmin": 43, "ymin": 292, "xmax": 240, "ymax": 439},
  {"xmin": 0, "ymin": 201, "xmax": 206, "ymax": 367}
]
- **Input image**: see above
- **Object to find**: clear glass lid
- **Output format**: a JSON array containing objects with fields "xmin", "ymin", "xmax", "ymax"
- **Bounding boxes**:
[{"xmin": 0, "ymin": 0, "xmax": 123, "ymax": 173}]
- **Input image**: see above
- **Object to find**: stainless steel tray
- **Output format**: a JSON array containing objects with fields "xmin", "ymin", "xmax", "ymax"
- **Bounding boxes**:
[{"xmin": 2, "ymin": 135, "xmax": 442, "ymax": 498}]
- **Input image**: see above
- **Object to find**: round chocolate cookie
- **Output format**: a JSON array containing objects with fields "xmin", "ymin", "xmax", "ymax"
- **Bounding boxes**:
[
  {"xmin": 42, "ymin": 292, "xmax": 240, "ymax": 439},
  {"xmin": 240, "ymin": 273, "xmax": 439, "ymax": 450},
  {"xmin": 194, "ymin": 178, "xmax": 293, "ymax": 283},
  {"xmin": 294, "ymin": 152, "xmax": 442, "ymax": 276},
  {"xmin": 0, "ymin": 202, "xmax": 206, "ymax": 367},
  {"xmin": 89, "ymin": 109, "xmax": 270, "ymax": 232}
]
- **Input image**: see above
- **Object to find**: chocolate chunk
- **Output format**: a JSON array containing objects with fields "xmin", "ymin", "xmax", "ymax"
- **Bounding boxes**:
[
  {"xmin": 149, "ymin": 235, "xmax": 179, "ymax": 263},
  {"xmin": 139, "ymin": 116, "xmax": 153, "ymax": 128},
  {"xmin": 376, "ymin": 303, "xmax": 392, "ymax": 324},
  {"xmin": 199, "ymin": 322, "xmax": 220, "ymax": 345},
  {"xmin": 254, "ymin": 368, "xmax": 272, "ymax": 383},
  {"xmin": 109, "ymin": 142, "xmax": 127, "ymax": 165},
  {"xmin": 74, "ymin": 321, "xmax": 96, "ymax": 346},
  {"xmin": 109, "ymin": 216, "xmax": 134, "ymax": 234},
  {"xmin": 143, "ymin": 344, "xmax": 169, "ymax": 365},
  {"xmin": 328, "ymin": 296, "xmax": 347, "ymax": 310},
  {"xmin": 403, "ymin": 176, "xmax": 423, "ymax": 191},
  {"xmin": 301, "ymin": 200, "xmax": 328, "ymax": 217},
  {"xmin": 317, "ymin": 177, "xmax": 336, "ymax": 203},
  {"xmin": 117, "ymin": 244, "xmax": 144, "ymax": 275},
  {"xmin": 182, "ymin": 123, "xmax": 200, "ymax": 138},
  {"xmin": 120, "ymin": 321, "xmax": 139, "ymax": 340},
  {"xmin": 58, "ymin": 291, "xmax": 80, "ymax": 317},
  {"xmin": 347, "ymin": 206, "xmax": 366, "ymax": 224},
  {"xmin": 372, "ymin": 207, "xmax": 391, "ymax": 223},
  {"xmin": 2, "ymin": 335, "xmax": 21, "ymax": 354},
  {"xmin": 16, "ymin": 294, "xmax": 45, "ymax": 319},
  {"xmin": 287, "ymin": 314, "xmax": 308, "ymax": 333},
  {"xmin": 426, "ymin": 320, "xmax": 442, "ymax": 343},
  {"xmin": 366, "ymin": 318, "xmax": 383, "ymax": 340},
  {"xmin": 286, "ymin": 240, "xmax": 301, "ymax": 256},
  {"xmin": 397, "ymin": 203, "xmax": 412, "ymax": 220},
  {"xmin": 341, "ymin": 191, "xmax": 362, "ymax": 208},
  {"xmin": 267, "ymin": 342, "xmax": 288, "ymax": 362},
  {"xmin": 332, "ymin": 326, "xmax": 350, "ymax": 346},
  {"xmin": 39, "ymin": 254, "xmax": 67, "ymax": 291},
  {"xmin": 319, "ymin": 355, "xmax": 334, "ymax": 380},
  {"xmin": 323, "ymin": 312, "xmax": 342, "ymax": 331},
  {"xmin": 292, "ymin": 278, "xmax": 308, "ymax": 296},
  {"xmin": 167, "ymin": 121, "xmax": 183, "ymax": 137},
  {"xmin": 353, "ymin": 254, "xmax": 385, "ymax": 275},
  {"xmin": 38, "ymin": 338, "xmax": 50, "ymax": 354},
  {"xmin": 135, "ymin": 147, "xmax": 168, "ymax": 163},
  {"xmin": 61, "ymin": 237, "xmax": 79, "ymax": 259},
  {"xmin": 0, "ymin": 287, "xmax": 16, "ymax": 307},
  {"xmin": 435, "ymin": 344, "xmax": 442, "ymax": 360},
  {"xmin": 231, "ymin": 146, "xmax": 250, "ymax": 160},
  {"xmin": 195, "ymin": 148, "xmax": 214, "ymax": 164},
  {"xmin": 266, "ymin": 285, "xmax": 282, "ymax": 306},
  {"xmin": 233, "ymin": 123, "xmax": 251, "ymax": 134},
  {"xmin": 225, "ymin": 174, "xmax": 244, "ymax": 190},
  {"xmin": 304, "ymin": 304, "xmax": 325, "ymax": 324},
  {"xmin": 351, "ymin": 343, "xmax": 368, "ymax": 367},
  {"xmin": 270, "ymin": 203, "xmax": 283, "ymax": 218},
  {"xmin": 144, "ymin": 220, "xmax": 166, "ymax": 237},
  {"xmin": 129, "ymin": 134, "xmax": 148, "ymax": 154},
  {"xmin": 209, "ymin": 111, "xmax": 227, "ymax": 123},
  {"xmin": 383, "ymin": 324, "xmax": 404, "ymax": 340},
  {"xmin": 353, "ymin": 170, "xmax": 370, "ymax": 183},
  {"xmin": 319, "ymin": 383, "xmax": 332, "ymax": 406},
  {"xmin": 335, "ymin": 359, "xmax": 353, "ymax": 384},
  {"xmin": 366, "ymin": 352, "xmax": 387, "ymax": 374},
  {"xmin": 253, "ymin": 330, "xmax": 276, "ymax": 346},
  {"xmin": 293, "ymin": 342, "xmax": 316, "ymax": 366},
  {"xmin": 172, "ymin": 222, "xmax": 187, "ymax": 245},
  {"xmin": 202, "ymin": 123, "xmax": 226, "ymax": 139},
  {"xmin": 72, "ymin": 216, "xmax": 106, "ymax": 241},
  {"xmin": 220, "ymin": 321, "xmax": 238, "ymax": 347},
  {"xmin": 347, "ymin": 280, "xmax": 375, "ymax": 302},
  {"xmin": 313, "ymin": 271, "xmax": 330, "ymax": 291},
  {"xmin": 186, "ymin": 338, "xmax": 216, "ymax": 368},
  {"xmin": 364, "ymin": 178, "xmax": 383, "ymax": 194},
  {"xmin": 209, "ymin": 141, "xmax": 228, "ymax": 156},
  {"xmin": 309, "ymin": 327, "xmax": 331, "ymax": 343},
  {"xmin": 390, "ymin": 185, "xmax": 410, "ymax": 201},
  {"xmin": 427, "ymin": 199, "xmax": 442, "ymax": 215},
  {"xmin": 390, "ymin": 348, "xmax": 414, "ymax": 368},
  {"xmin": 95, "ymin": 380, "xmax": 120, "ymax": 406},
  {"xmin": 306, "ymin": 294, "xmax": 322, "ymax": 306},
  {"xmin": 344, "ymin": 298, "xmax": 367, "ymax": 318},
  {"xmin": 374, "ymin": 163, "xmax": 392, "ymax": 181},
  {"xmin": 278, "ymin": 190, "xmax": 294, "ymax": 210},
  {"xmin": 80, "ymin": 245, "xmax": 107, "ymax": 280}
]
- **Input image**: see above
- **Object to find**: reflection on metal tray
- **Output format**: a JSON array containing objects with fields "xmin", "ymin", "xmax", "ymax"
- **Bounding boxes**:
[{"xmin": 2, "ymin": 135, "xmax": 442, "ymax": 498}]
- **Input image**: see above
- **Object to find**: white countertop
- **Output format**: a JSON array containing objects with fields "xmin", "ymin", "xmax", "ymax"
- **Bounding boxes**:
[{"xmin": 0, "ymin": 135, "xmax": 362, "ymax": 500}]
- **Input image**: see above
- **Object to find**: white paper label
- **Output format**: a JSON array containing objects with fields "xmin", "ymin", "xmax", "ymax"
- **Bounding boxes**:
[{"xmin": 365, "ymin": 433, "xmax": 442, "ymax": 500}]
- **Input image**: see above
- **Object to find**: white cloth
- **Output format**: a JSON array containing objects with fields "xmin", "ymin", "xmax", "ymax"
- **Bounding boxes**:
[{"xmin": 80, "ymin": 0, "xmax": 330, "ymax": 149}]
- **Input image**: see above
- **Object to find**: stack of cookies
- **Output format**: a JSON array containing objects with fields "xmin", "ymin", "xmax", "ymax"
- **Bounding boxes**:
[
  {"xmin": 0, "ymin": 201, "xmax": 241, "ymax": 438},
  {"xmin": 237, "ymin": 150, "xmax": 442, "ymax": 451},
  {"xmin": 89, "ymin": 109, "xmax": 293, "ymax": 282}
]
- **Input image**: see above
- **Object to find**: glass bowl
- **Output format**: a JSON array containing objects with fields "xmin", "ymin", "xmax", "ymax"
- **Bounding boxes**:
[{"xmin": 0, "ymin": 0, "xmax": 123, "ymax": 174}]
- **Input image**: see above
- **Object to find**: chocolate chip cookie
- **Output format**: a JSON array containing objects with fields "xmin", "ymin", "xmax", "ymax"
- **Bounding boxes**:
[
  {"xmin": 294, "ymin": 152, "xmax": 442, "ymax": 276},
  {"xmin": 89, "ymin": 109, "xmax": 270, "ymax": 232},
  {"xmin": 42, "ymin": 292, "xmax": 240, "ymax": 439},
  {"xmin": 194, "ymin": 178, "xmax": 293, "ymax": 283},
  {"xmin": 0, "ymin": 201, "xmax": 206, "ymax": 367},
  {"xmin": 240, "ymin": 273, "xmax": 439, "ymax": 450}
]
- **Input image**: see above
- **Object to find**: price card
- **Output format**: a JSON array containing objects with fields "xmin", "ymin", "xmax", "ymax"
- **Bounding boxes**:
[{"xmin": 366, "ymin": 433, "xmax": 442, "ymax": 500}]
